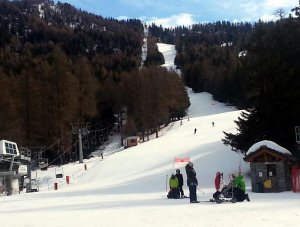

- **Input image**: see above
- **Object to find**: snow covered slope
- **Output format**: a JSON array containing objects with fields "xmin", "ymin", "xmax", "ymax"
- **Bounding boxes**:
[{"xmin": 0, "ymin": 44, "xmax": 299, "ymax": 227}]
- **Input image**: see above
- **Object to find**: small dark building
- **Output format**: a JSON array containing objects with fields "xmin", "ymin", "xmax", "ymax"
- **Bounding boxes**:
[
  {"xmin": 125, "ymin": 136, "xmax": 140, "ymax": 148},
  {"xmin": 244, "ymin": 140, "xmax": 296, "ymax": 193}
]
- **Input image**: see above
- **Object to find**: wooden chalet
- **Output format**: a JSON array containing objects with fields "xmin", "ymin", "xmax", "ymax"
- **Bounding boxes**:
[
  {"xmin": 244, "ymin": 140, "xmax": 296, "ymax": 193},
  {"xmin": 125, "ymin": 136, "xmax": 140, "ymax": 148}
]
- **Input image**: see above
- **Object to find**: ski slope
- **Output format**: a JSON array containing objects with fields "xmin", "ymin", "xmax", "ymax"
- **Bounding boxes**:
[{"xmin": 0, "ymin": 44, "xmax": 300, "ymax": 227}]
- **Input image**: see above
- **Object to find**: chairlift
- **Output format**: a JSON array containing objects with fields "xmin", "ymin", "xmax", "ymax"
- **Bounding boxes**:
[
  {"xmin": 83, "ymin": 140, "xmax": 89, "ymax": 149},
  {"xmin": 29, "ymin": 179, "xmax": 39, "ymax": 192},
  {"xmin": 55, "ymin": 166, "xmax": 64, "ymax": 178},
  {"xmin": 90, "ymin": 131, "xmax": 96, "ymax": 145},
  {"xmin": 38, "ymin": 158, "xmax": 48, "ymax": 171},
  {"xmin": 70, "ymin": 151, "xmax": 77, "ymax": 162},
  {"xmin": 25, "ymin": 173, "xmax": 39, "ymax": 192},
  {"xmin": 98, "ymin": 135, "xmax": 104, "ymax": 143},
  {"xmin": 98, "ymin": 144, "xmax": 105, "ymax": 150}
]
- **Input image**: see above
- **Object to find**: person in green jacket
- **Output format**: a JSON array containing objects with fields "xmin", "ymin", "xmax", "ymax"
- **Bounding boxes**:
[
  {"xmin": 167, "ymin": 173, "xmax": 180, "ymax": 199},
  {"xmin": 232, "ymin": 173, "xmax": 250, "ymax": 202}
]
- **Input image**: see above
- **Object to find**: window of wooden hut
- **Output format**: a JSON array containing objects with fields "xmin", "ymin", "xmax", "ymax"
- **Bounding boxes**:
[{"xmin": 267, "ymin": 164, "xmax": 277, "ymax": 177}]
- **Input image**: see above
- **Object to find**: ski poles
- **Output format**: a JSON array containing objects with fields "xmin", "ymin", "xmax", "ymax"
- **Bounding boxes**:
[
  {"xmin": 197, "ymin": 187, "xmax": 205, "ymax": 195},
  {"xmin": 166, "ymin": 174, "xmax": 168, "ymax": 192}
]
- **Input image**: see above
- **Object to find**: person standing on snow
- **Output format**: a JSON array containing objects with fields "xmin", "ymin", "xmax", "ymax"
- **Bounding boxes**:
[
  {"xmin": 185, "ymin": 162, "xmax": 199, "ymax": 203},
  {"xmin": 175, "ymin": 169, "xmax": 185, "ymax": 198},
  {"xmin": 194, "ymin": 128, "xmax": 197, "ymax": 134}
]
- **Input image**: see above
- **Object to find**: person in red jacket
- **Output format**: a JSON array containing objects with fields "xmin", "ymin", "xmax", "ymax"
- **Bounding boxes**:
[{"xmin": 213, "ymin": 172, "xmax": 224, "ymax": 201}]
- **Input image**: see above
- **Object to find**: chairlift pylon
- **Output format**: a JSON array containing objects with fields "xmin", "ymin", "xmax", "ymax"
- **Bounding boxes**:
[{"xmin": 29, "ymin": 179, "xmax": 39, "ymax": 192}]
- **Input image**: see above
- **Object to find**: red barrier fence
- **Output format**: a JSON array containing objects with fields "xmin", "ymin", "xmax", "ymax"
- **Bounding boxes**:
[{"xmin": 292, "ymin": 165, "xmax": 300, "ymax": 192}]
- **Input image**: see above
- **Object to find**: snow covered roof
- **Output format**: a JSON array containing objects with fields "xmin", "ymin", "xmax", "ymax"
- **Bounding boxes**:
[
  {"xmin": 246, "ymin": 140, "xmax": 291, "ymax": 156},
  {"xmin": 126, "ymin": 136, "xmax": 140, "ymax": 140}
]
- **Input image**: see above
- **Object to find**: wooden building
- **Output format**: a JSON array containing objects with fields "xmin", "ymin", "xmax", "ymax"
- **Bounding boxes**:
[
  {"xmin": 244, "ymin": 140, "xmax": 296, "ymax": 193},
  {"xmin": 125, "ymin": 136, "xmax": 140, "ymax": 148}
]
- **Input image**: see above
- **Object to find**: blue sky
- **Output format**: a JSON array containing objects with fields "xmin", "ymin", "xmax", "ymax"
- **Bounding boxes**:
[{"xmin": 57, "ymin": 0, "xmax": 298, "ymax": 27}]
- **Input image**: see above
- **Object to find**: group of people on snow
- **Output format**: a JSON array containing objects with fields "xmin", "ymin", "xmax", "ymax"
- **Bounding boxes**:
[
  {"xmin": 213, "ymin": 171, "xmax": 250, "ymax": 202},
  {"xmin": 167, "ymin": 169, "xmax": 185, "ymax": 199},
  {"xmin": 167, "ymin": 162, "xmax": 250, "ymax": 203}
]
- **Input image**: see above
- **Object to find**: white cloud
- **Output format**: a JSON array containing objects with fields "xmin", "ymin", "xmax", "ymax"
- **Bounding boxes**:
[
  {"xmin": 237, "ymin": 0, "xmax": 296, "ymax": 21},
  {"xmin": 263, "ymin": 0, "xmax": 296, "ymax": 8},
  {"xmin": 259, "ymin": 14, "xmax": 277, "ymax": 21},
  {"xmin": 146, "ymin": 13, "xmax": 196, "ymax": 27}
]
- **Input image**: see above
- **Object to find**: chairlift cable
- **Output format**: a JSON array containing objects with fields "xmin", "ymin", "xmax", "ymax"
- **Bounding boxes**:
[
  {"xmin": 40, "ymin": 130, "xmax": 73, "ymax": 154},
  {"xmin": 47, "ymin": 138, "xmax": 80, "ymax": 167}
]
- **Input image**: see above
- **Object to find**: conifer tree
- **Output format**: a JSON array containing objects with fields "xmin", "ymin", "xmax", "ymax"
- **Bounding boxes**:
[{"xmin": 223, "ymin": 17, "xmax": 300, "ymax": 154}]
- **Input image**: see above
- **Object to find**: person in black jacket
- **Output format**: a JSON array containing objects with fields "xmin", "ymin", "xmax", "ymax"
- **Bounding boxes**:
[
  {"xmin": 175, "ymin": 169, "xmax": 185, "ymax": 198},
  {"xmin": 185, "ymin": 162, "xmax": 199, "ymax": 203}
]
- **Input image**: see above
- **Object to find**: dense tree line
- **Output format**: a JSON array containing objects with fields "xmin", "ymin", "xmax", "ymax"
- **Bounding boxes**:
[
  {"xmin": 148, "ymin": 21, "xmax": 254, "ymax": 107},
  {"xmin": 113, "ymin": 67, "xmax": 190, "ymax": 141},
  {"xmin": 0, "ymin": 0, "xmax": 190, "ymax": 161},
  {"xmin": 223, "ymin": 15, "xmax": 300, "ymax": 156}
]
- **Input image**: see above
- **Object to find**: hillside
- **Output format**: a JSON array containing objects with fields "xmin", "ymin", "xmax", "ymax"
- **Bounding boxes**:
[
  {"xmin": 0, "ymin": 1, "xmax": 191, "ymax": 158},
  {"xmin": 0, "ymin": 0, "xmax": 144, "ymax": 150},
  {"xmin": 1, "ymin": 43, "xmax": 300, "ymax": 227}
]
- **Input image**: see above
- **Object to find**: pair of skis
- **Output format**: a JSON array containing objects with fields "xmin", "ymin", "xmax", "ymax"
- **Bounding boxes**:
[{"xmin": 206, "ymin": 198, "xmax": 236, "ymax": 204}]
